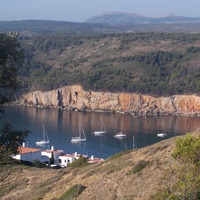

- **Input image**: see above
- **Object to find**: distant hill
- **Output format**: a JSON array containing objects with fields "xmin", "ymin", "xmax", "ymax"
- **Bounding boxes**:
[
  {"xmin": 0, "ymin": 20, "xmax": 106, "ymax": 35},
  {"xmin": 85, "ymin": 12, "xmax": 200, "ymax": 24},
  {"xmin": 1, "ymin": 16, "xmax": 200, "ymax": 36},
  {"xmin": 85, "ymin": 12, "xmax": 153, "ymax": 24}
]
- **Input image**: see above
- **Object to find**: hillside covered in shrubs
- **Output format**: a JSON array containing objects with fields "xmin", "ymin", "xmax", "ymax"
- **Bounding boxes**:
[{"xmin": 17, "ymin": 32, "xmax": 200, "ymax": 96}]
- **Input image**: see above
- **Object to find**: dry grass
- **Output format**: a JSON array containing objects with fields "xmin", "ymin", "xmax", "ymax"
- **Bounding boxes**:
[{"xmin": 1, "ymin": 131, "xmax": 197, "ymax": 200}]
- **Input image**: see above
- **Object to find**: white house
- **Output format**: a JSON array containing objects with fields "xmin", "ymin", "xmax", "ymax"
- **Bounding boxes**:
[
  {"xmin": 58, "ymin": 154, "xmax": 76, "ymax": 167},
  {"xmin": 12, "ymin": 146, "xmax": 49, "ymax": 164},
  {"xmin": 12, "ymin": 145, "xmax": 103, "ymax": 167},
  {"xmin": 41, "ymin": 146, "xmax": 65, "ymax": 166}
]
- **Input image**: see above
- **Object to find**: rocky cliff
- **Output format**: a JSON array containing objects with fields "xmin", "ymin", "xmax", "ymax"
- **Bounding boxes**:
[{"xmin": 17, "ymin": 85, "xmax": 200, "ymax": 116}]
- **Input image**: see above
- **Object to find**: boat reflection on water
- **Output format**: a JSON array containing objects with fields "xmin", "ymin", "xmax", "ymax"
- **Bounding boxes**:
[
  {"xmin": 71, "ymin": 140, "xmax": 86, "ymax": 156},
  {"xmin": 121, "ymin": 138, "xmax": 128, "ymax": 151},
  {"xmin": 132, "ymin": 136, "xmax": 137, "ymax": 149},
  {"xmin": 115, "ymin": 135, "xmax": 137, "ymax": 151}
]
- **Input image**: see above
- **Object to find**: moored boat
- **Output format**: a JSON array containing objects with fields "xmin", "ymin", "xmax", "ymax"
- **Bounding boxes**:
[
  {"xmin": 93, "ymin": 117, "xmax": 106, "ymax": 136},
  {"xmin": 157, "ymin": 132, "xmax": 167, "ymax": 137},
  {"xmin": 36, "ymin": 125, "xmax": 50, "ymax": 146},
  {"xmin": 114, "ymin": 122, "xmax": 126, "ymax": 138},
  {"xmin": 71, "ymin": 122, "xmax": 86, "ymax": 143}
]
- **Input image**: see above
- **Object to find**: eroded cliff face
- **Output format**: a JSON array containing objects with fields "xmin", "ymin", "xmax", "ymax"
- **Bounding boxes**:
[{"xmin": 17, "ymin": 85, "xmax": 200, "ymax": 116}]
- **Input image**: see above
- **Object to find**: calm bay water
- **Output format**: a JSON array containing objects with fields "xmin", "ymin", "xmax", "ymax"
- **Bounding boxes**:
[{"xmin": 1, "ymin": 106, "xmax": 200, "ymax": 159}]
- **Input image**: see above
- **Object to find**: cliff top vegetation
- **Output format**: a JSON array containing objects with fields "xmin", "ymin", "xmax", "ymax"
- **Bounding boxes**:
[{"xmin": 17, "ymin": 32, "xmax": 200, "ymax": 96}]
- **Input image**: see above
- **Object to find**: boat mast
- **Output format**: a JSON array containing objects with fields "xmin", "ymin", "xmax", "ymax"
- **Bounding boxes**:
[
  {"xmin": 100, "ymin": 117, "xmax": 106, "ymax": 131},
  {"xmin": 43, "ymin": 125, "xmax": 49, "ymax": 141},
  {"xmin": 79, "ymin": 122, "xmax": 86, "ymax": 139}
]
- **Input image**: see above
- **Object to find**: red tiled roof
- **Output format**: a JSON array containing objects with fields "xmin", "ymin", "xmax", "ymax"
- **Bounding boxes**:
[
  {"xmin": 87, "ymin": 158, "xmax": 104, "ymax": 163},
  {"xmin": 61, "ymin": 154, "xmax": 74, "ymax": 157},
  {"xmin": 43, "ymin": 150, "xmax": 63, "ymax": 153},
  {"xmin": 18, "ymin": 147, "xmax": 41, "ymax": 154}
]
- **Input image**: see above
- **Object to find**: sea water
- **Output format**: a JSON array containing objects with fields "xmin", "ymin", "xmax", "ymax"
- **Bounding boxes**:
[{"xmin": 0, "ymin": 106, "xmax": 199, "ymax": 159}]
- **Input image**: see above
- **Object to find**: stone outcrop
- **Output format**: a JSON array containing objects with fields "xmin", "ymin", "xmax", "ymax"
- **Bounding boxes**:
[{"xmin": 17, "ymin": 85, "xmax": 200, "ymax": 116}]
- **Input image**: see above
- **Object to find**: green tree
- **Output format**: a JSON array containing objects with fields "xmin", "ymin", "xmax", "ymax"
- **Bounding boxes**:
[
  {"xmin": 50, "ymin": 151, "xmax": 55, "ymax": 165},
  {"xmin": 0, "ymin": 124, "xmax": 30, "ymax": 164},
  {"xmin": 0, "ymin": 33, "xmax": 30, "ymax": 164},
  {"xmin": 153, "ymin": 133, "xmax": 200, "ymax": 199},
  {"xmin": 0, "ymin": 32, "xmax": 24, "ymax": 111}
]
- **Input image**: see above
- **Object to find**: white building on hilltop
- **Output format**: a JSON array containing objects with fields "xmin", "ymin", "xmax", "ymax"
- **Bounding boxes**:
[{"xmin": 12, "ymin": 146, "xmax": 49, "ymax": 164}]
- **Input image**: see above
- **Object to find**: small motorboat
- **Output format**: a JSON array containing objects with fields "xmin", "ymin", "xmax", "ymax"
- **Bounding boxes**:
[{"xmin": 157, "ymin": 132, "xmax": 167, "ymax": 137}]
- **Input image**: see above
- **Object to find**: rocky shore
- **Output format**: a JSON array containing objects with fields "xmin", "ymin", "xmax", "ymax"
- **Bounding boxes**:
[{"xmin": 15, "ymin": 85, "xmax": 200, "ymax": 117}]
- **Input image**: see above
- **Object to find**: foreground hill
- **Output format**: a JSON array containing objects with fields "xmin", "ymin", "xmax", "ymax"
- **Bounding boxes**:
[{"xmin": 1, "ymin": 131, "xmax": 199, "ymax": 200}]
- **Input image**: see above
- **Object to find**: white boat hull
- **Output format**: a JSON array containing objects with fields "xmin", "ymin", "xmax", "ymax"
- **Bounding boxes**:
[
  {"xmin": 36, "ymin": 140, "xmax": 49, "ymax": 146},
  {"xmin": 114, "ymin": 134, "xmax": 126, "ymax": 138},
  {"xmin": 94, "ymin": 131, "xmax": 106, "ymax": 136},
  {"xmin": 71, "ymin": 137, "xmax": 86, "ymax": 143},
  {"xmin": 157, "ymin": 133, "xmax": 167, "ymax": 137},
  {"xmin": 71, "ymin": 122, "xmax": 86, "ymax": 143},
  {"xmin": 36, "ymin": 125, "xmax": 50, "ymax": 146}
]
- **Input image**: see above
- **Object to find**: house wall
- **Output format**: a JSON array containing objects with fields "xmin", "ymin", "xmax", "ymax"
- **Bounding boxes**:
[
  {"xmin": 41, "ymin": 151, "xmax": 64, "ymax": 165},
  {"xmin": 21, "ymin": 151, "xmax": 41, "ymax": 162},
  {"xmin": 59, "ymin": 156, "xmax": 75, "ymax": 167}
]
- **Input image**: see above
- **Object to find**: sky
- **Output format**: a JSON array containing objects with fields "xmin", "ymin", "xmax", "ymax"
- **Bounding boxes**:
[{"xmin": 0, "ymin": 0, "xmax": 200, "ymax": 22}]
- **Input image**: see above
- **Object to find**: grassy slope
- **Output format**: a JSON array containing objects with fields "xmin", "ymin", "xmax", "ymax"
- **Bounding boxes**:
[{"xmin": 2, "ymin": 130, "xmax": 198, "ymax": 200}]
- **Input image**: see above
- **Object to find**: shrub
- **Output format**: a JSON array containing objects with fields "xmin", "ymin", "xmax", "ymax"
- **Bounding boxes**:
[
  {"xmin": 58, "ymin": 184, "xmax": 86, "ymax": 200},
  {"xmin": 32, "ymin": 159, "xmax": 45, "ymax": 168},
  {"xmin": 68, "ymin": 155, "xmax": 87, "ymax": 168},
  {"xmin": 152, "ymin": 133, "xmax": 200, "ymax": 200},
  {"xmin": 131, "ymin": 160, "xmax": 150, "ymax": 174}
]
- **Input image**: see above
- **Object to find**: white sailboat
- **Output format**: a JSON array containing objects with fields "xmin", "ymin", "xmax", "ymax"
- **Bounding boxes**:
[
  {"xmin": 93, "ymin": 117, "xmax": 106, "ymax": 136},
  {"xmin": 114, "ymin": 123, "xmax": 126, "ymax": 138},
  {"xmin": 71, "ymin": 122, "xmax": 86, "ymax": 143},
  {"xmin": 36, "ymin": 125, "xmax": 50, "ymax": 146}
]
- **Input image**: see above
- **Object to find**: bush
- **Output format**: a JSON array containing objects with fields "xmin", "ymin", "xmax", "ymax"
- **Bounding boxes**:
[
  {"xmin": 58, "ymin": 184, "xmax": 86, "ymax": 200},
  {"xmin": 68, "ymin": 155, "xmax": 87, "ymax": 168},
  {"xmin": 152, "ymin": 133, "xmax": 200, "ymax": 200},
  {"xmin": 32, "ymin": 159, "xmax": 45, "ymax": 168},
  {"xmin": 131, "ymin": 160, "xmax": 150, "ymax": 174}
]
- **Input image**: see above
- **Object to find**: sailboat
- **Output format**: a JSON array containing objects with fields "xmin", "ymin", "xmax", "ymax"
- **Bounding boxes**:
[
  {"xmin": 93, "ymin": 117, "xmax": 106, "ymax": 136},
  {"xmin": 71, "ymin": 122, "xmax": 86, "ymax": 143},
  {"xmin": 36, "ymin": 125, "xmax": 50, "ymax": 146},
  {"xmin": 114, "ymin": 123, "xmax": 126, "ymax": 138}
]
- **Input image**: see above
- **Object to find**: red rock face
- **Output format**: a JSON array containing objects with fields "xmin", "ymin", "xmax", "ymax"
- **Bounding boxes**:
[{"xmin": 19, "ymin": 85, "xmax": 200, "ymax": 117}]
